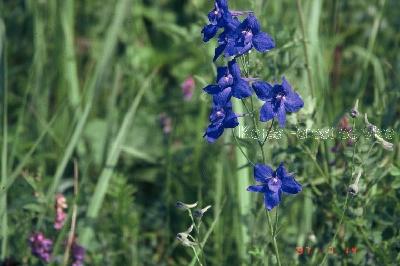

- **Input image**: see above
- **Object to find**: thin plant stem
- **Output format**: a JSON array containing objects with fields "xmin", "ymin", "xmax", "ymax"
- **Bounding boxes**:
[
  {"xmin": 232, "ymin": 130, "xmax": 255, "ymax": 166},
  {"xmin": 0, "ymin": 25, "xmax": 8, "ymax": 258},
  {"xmin": 320, "ymin": 117, "xmax": 358, "ymax": 265},
  {"xmin": 266, "ymin": 211, "xmax": 282, "ymax": 266},
  {"xmin": 62, "ymin": 159, "xmax": 79, "ymax": 266},
  {"xmin": 188, "ymin": 210, "xmax": 206, "ymax": 266},
  {"xmin": 191, "ymin": 246, "xmax": 203, "ymax": 266}
]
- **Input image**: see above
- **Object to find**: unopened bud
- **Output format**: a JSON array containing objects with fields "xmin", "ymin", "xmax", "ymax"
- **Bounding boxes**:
[
  {"xmin": 193, "ymin": 205, "xmax": 212, "ymax": 218},
  {"xmin": 375, "ymin": 135, "xmax": 394, "ymax": 151},
  {"xmin": 176, "ymin": 225, "xmax": 196, "ymax": 247},
  {"xmin": 350, "ymin": 100, "xmax": 360, "ymax": 118},
  {"xmin": 364, "ymin": 114, "xmax": 377, "ymax": 134},
  {"xmin": 348, "ymin": 184, "xmax": 359, "ymax": 196},
  {"xmin": 175, "ymin": 201, "xmax": 198, "ymax": 210},
  {"xmin": 348, "ymin": 169, "xmax": 362, "ymax": 196}
]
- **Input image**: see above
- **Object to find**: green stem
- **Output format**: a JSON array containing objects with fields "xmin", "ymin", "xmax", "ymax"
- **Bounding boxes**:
[
  {"xmin": 266, "ymin": 211, "xmax": 281, "ymax": 266},
  {"xmin": 232, "ymin": 130, "xmax": 255, "ymax": 166},
  {"xmin": 0, "ymin": 19, "xmax": 8, "ymax": 258},
  {"xmin": 191, "ymin": 246, "xmax": 203, "ymax": 266}
]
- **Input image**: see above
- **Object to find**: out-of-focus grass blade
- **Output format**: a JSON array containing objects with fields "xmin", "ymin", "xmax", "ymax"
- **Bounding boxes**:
[
  {"xmin": 233, "ymin": 100, "xmax": 251, "ymax": 262},
  {"xmin": 45, "ymin": 0, "xmax": 132, "ymax": 203},
  {"xmin": 61, "ymin": 0, "xmax": 81, "ymax": 114},
  {"xmin": 80, "ymin": 68, "xmax": 158, "ymax": 247},
  {"xmin": 121, "ymin": 146, "xmax": 157, "ymax": 164},
  {"xmin": 0, "ymin": 17, "xmax": 8, "ymax": 258}
]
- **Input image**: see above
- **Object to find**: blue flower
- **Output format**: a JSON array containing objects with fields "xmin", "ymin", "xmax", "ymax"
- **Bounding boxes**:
[
  {"xmin": 225, "ymin": 14, "xmax": 275, "ymax": 57},
  {"xmin": 247, "ymin": 163, "xmax": 302, "ymax": 211},
  {"xmin": 203, "ymin": 59, "xmax": 252, "ymax": 104},
  {"xmin": 252, "ymin": 77, "xmax": 304, "ymax": 127},
  {"xmin": 213, "ymin": 19, "xmax": 240, "ymax": 61},
  {"xmin": 202, "ymin": 0, "xmax": 236, "ymax": 42},
  {"xmin": 204, "ymin": 99, "xmax": 239, "ymax": 143}
]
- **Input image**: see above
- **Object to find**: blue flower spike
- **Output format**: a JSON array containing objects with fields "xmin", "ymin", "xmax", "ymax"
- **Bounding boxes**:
[
  {"xmin": 252, "ymin": 77, "xmax": 304, "ymax": 127},
  {"xmin": 247, "ymin": 163, "xmax": 302, "ymax": 211}
]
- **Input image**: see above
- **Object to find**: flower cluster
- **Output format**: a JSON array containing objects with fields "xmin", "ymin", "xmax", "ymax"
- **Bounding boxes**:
[
  {"xmin": 202, "ymin": 0, "xmax": 304, "ymax": 143},
  {"xmin": 54, "ymin": 193, "xmax": 68, "ymax": 230},
  {"xmin": 28, "ymin": 232, "xmax": 53, "ymax": 263},
  {"xmin": 201, "ymin": 1, "xmax": 304, "ymax": 210}
]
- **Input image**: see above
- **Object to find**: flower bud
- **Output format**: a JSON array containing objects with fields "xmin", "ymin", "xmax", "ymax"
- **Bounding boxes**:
[
  {"xmin": 193, "ymin": 205, "xmax": 212, "ymax": 218},
  {"xmin": 349, "ymin": 169, "xmax": 362, "ymax": 196},
  {"xmin": 375, "ymin": 135, "xmax": 394, "ymax": 151},
  {"xmin": 176, "ymin": 225, "xmax": 197, "ymax": 247},
  {"xmin": 364, "ymin": 114, "xmax": 377, "ymax": 134},
  {"xmin": 348, "ymin": 184, "xmax": 359, "ymax": 195},
  {"xmin": 175, "ymin": 201, "xmax": 198, "ymax": 210},
  {"xmin": 350, "ymin": 99, "xmax": 359, "ymax": 118}
]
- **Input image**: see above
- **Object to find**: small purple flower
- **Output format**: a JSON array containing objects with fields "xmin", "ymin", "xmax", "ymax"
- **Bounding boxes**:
[
  {"xmin": 225, "ymin": 14, "xmax": 275, "ymax": 57},
  {"xmin": 252, "ymin": 77, "xmax": 304, "ymax": 127},
  {"xmin": 159, "ymin": 113, "xmax": 172, "ymax": 135},
  {"xmin": 203, "ymin": 59, "xmax": 252, "ymax": 104},
  {"xmin": 181, "ymin": 76, "xmax": 195, "ymax": 101},
  {"xmin": 247, "ymin": 163, "xmax": 302, "ymax": 211},
  {"xmin": 204, "ymin": 99, "xmax": 239, "ymax": 143},
  {"xmin": 71, "ymin": 242, "xmax": 85, "ymax": 266},
  {"xmin": 28, "ymin": 232, "xmax": 53, "ymax": 263}
]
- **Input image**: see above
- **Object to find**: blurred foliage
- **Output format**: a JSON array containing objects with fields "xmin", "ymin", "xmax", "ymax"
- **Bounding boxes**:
[{"xmin": 0, "ymin": 0, "xmax": 399, "ymax": 265}]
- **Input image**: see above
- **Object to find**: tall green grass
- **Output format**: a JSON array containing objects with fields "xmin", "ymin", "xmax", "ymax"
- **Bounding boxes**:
[{"xmin": 0, "ymin": 0, "xmax": 399, "ymax": 264}]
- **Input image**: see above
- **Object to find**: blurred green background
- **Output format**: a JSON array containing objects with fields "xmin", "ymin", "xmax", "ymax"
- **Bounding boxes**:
[{"xmin": 0, "ymin": 0, "xmax": 400, "ymax": 265}]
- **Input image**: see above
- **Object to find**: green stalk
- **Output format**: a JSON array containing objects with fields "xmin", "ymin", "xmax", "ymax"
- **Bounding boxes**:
[
  {"xmin": 0, "ymin": 18, "xmax": 8, "ymax": 258},
  {"xmin": 80, "ymin": 69, "xmax": 157, "ymax": 246},
  {"xmin": 233, "ymin": 100, "xmax": 251, "ymax": 262},
  {"xmin": 61, "ymin": 0, "xmax": 81, "ymax": 114},
  {"xmin": 266, "ymin": 212, "xmax": 281, "ymax": 266}
]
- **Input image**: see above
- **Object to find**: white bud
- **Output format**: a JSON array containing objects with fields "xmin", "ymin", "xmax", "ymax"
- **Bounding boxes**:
[{"xmin": 175, "ymin": 201, "xmax": 198, "ymax": 210}]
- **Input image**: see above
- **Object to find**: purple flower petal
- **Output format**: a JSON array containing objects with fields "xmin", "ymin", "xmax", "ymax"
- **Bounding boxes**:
[
  {"xmin": 204, "ymin": 123, "xmax": 224, "ymax": 143},
  {"xmin": 247, "ymin": 185, "xmax": 267, "ymax": 193},
  {"xmin": 264, "ymin": 190, "xmax": 282, "ymax": 211},
  {"xmin": 253, "ymin": 32, "xmax": 275, "ymax": 52},
  {"xmin": 228, "ymin": 59, "xmax": 242, "ymax": 79},
  {"xmin": 254, "ymin": 163, "xmax": 274, "ymax": 183},
  {"xmin": 231, "ymin": 79, "xmax": 252, "ymax": 99},
  {"xmin": 202, "ymin": 24, "xmax": 218, "ymax": 42},
  {"xmin": 252, "ymin": 81, "xmax": 273, "ymax": 101},
  {"xmin": 276, "ymin": 162, "xmax": 288, "ymax": 179},
  {"xmin": 223, "ymin": 110, "xmax": 239, "ymax": 128},
  {"xmin": 204, "ymin": 84, "xmax": 221, "ymax": 94},
  {"xmin": 260, "ymin": 102, "xmax": 274, "ymax": 122},
  {"xmin": 281, "ymin": 175, "xmax": 302, "ymax": 194},
  {"xmin": 276, "ymin": 103, "xmax": 286, "ymax": 127}
]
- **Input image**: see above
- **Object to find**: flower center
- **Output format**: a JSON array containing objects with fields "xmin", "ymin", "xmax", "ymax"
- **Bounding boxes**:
[
  {"xmin": 216, "ymin": 111, "xmax": 224, "ymax": 117},
  {"xmin": 276, "ymin": 94, "xmax": 286, "ymax": 101}
]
